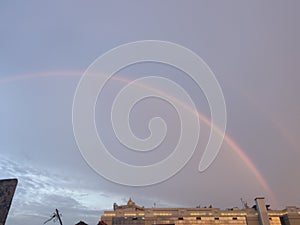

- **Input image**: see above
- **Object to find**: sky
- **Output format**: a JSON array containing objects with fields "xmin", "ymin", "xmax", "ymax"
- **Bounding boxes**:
[{"xmin": 0, "ymin": 1, "xmax": 300, "ymax": 225}]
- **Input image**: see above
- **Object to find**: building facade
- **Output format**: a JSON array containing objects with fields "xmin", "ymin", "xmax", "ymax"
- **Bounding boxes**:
[
  {"xmin": 100, "ymin": 198, "xmax": 300, "ymax": 225},
  {"xmin": 0, "ymin": 179, "xmax": 18, "ymax": 225}
]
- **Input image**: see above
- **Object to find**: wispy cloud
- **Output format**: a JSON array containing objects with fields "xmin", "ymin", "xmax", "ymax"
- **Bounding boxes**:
[{"xmin": 0, "ymin": 155, "xmax": 114, "ymax": 225}]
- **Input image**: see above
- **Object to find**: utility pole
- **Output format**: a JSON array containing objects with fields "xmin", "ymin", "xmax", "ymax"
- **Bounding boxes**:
[{"xmin": 44, "ymin": 209, "xmax": 63, "ymax": 225}]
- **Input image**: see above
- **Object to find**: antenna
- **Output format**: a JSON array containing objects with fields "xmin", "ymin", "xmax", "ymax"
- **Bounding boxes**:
[
  {"xmin": 240, "ymin": 198, "xmax": 249, "ymax": 209},
  {"xmin": 44, "ymin": 209, "xmax": 63, "ymax": 225}
]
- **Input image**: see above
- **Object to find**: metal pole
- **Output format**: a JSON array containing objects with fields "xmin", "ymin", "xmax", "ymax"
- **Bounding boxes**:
[{"xmin": 56, "ymin": 209, "xmax": 63, "ymax": 225}]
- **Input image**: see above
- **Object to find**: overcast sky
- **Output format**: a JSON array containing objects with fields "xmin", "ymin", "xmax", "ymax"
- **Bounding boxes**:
[{"xmin": 0, "ymin": 1, "xmax": 299, "ymax": 225}]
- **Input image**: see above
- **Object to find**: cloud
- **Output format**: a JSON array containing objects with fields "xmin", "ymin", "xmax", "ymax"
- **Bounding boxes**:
[{"xmin": 0, "ymin": 155, "xmax": 110, "ymax": 225}]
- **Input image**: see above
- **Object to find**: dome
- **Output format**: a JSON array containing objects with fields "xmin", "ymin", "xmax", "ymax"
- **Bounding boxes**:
[{"xmin": 127, "ymin": 198, "xmax": 135, "ymax": 206}]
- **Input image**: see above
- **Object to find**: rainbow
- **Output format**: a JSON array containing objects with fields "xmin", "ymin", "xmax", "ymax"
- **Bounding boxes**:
[{"xmin": 0, "ymin": 71, "xmax": 278, "ymax": 206}]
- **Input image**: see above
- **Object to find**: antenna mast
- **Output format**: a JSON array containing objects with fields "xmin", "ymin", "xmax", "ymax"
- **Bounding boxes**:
[
  {"xmin": 240, "ymin": 198, "xmax": 249, "ymax": 209},
  {"xmin": 56, "ymin": 209, "xmax": 63, "ymax": 225},
  {"xmin": 44, "ymin": 209, "xmax": 63, "ymax": 225}
]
